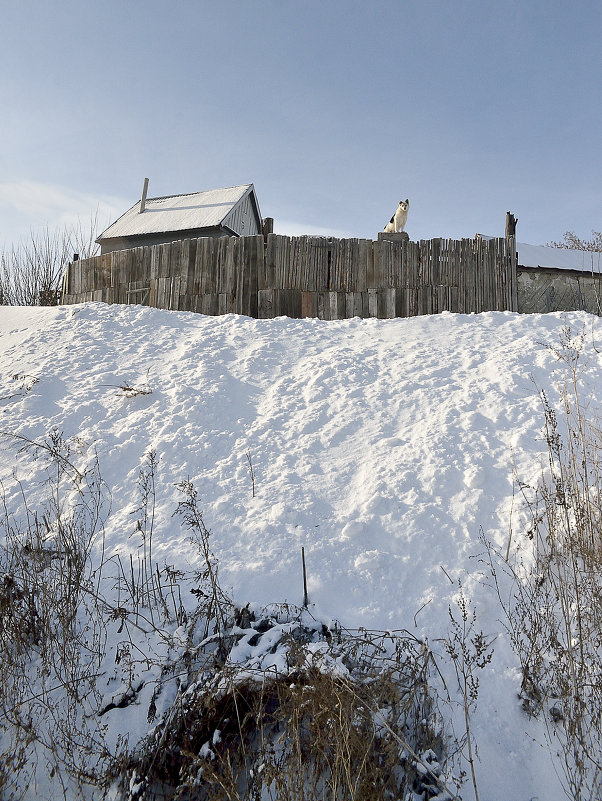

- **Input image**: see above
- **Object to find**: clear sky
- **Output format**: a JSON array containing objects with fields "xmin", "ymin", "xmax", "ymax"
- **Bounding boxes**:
[{"xmin": 1, "ymin": 0, "xmax": 600, "ymax": 251}]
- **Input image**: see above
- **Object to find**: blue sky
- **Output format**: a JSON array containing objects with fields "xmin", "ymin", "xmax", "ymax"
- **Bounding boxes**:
[{"xmin": 1, "ymin": 0, "xmax": 600, "ymax": 250}]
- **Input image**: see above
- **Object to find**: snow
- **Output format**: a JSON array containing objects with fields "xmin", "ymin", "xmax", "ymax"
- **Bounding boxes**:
[
  {"xmin": 2, "ymin": 302, "xmax": 601, "ymax": 800},
  {"xmin": 97, "ymin": 183, "xmax": 253, "ymax": 239},
  {"xmin": 518, "ymin": 241, "xmax": 602, "ymax": 272}
]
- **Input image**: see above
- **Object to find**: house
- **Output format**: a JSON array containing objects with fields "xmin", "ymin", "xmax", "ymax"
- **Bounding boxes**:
[
  {"xmin": 96, "ymin": 181, "xmax": 263, "ymax": 255},
  {"xmin": 517, "ymin": 242, "xmax": 602, "ymax": 314}
]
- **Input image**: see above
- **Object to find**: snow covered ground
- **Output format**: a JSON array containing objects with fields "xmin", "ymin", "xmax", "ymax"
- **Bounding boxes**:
[{"xmin": 1, "ymin": 302, "xmax": 601, "ymax": 800}]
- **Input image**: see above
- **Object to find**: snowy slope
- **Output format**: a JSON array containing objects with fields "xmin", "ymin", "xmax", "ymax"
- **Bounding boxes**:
[{"xmin": 1, "ymin": 303, "xmax": 601, "ymax": 800}]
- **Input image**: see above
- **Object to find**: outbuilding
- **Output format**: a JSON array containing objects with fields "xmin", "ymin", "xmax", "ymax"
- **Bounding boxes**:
[
  {"xmin": 517, "ymin": 242, "xmax": 602, "ymax": 314},
  {"xmin": 96, "ymin": 181, "xmax": 263, "ymax": 255}
]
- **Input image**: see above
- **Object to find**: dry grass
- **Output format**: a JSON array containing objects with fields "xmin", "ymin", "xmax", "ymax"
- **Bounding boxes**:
[
  {"xmin": 487, "ymin": 325, "xmax": 602, "ymax": 801},
  {"xmin": 123, "ymin": 616, "xmax": 454, "ymax": 801},
  {"xmin": 0, "ymin": 433, "xmax": 460, "ymax": 801}
]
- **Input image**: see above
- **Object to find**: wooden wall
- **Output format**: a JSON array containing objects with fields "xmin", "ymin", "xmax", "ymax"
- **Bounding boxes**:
[
  {"xmin": 61, "ymin": 233, "xmax": 519, "ymax": 318},
  {"xmin": 517, "ymin": 266, "xmax": 602, "ymax": 315}
]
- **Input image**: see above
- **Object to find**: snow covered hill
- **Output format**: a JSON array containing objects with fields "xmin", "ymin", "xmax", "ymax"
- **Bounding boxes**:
[{"xmin": 1, "ymin": 303, "xmax": 601, "ymax": 800}]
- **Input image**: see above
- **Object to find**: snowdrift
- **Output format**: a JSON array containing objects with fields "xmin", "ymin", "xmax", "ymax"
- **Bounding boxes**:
[{"xmin": 1, "ymin": 302, "xmax": 601, "ymax": 800}]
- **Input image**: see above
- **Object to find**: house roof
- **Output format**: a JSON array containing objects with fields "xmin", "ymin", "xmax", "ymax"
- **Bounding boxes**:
[
  {"xmin": 97, "ymin": 183, "xmax": 257, "ymax": 241},
  {"xmin": 518, "ymin": 242, "xmax": 602, "ymax": 274}
]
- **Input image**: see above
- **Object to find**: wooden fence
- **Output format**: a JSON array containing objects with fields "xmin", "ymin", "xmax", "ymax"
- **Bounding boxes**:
[{"xmin": 61, "ymin": 233, "xmax": 518, "ymax": 319}]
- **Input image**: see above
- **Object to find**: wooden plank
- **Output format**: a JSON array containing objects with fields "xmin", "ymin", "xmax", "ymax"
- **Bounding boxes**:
[
  {"xmin": 417, "ymin": 240, "xmax": 425, "ymax": 287},
  {"xmin": 437, "ymin": 238, "xmax": 446, "ymax": 286},
  {"xmin": 355, "ymin": 239, "xmax": 367, "ymax": 291},
  {"xmin": 290, "ymin": 237, "xmax": 301, "ymax": 289},
  {"xmin": 61, "ymin": 262, "xmax": 71, "ymax": 296},
  {"xmin": 71, "ymin": 261, "xmax": 80, "ymax": 296},
  {"xmin": 167, "ymin": 240, "xmax": 179, "ymax": 278},
  {"xmin": 336, "ymin": 239, "xmax": 346, "ymax": 291},
  {"xmin": 368, "ymin": 241, "xmax": 378, "ymax": 288},
  {"xmin": 80, "ymin": 257, "xmax": 89, "ymax": 293},
  {"xmin": 124, "ymin": 248, "xmax": 135, "ymax": 291},
  {"xmin": 191, "ymin": 238, "xmax": 202, "ymax": 295},
  {"xmin": 258, "ymin": 289, "xmax": 274, "ymax": 318},
  {"xmin": 498, "ymin": 239, "xmax": 505, "ymax": 311},
  {"xmin": 486, "ymin": 239, "xmax": 495, "ymax": 311},
  {"xmin": 346, "ymin": 292, "xmax": 356, "ymax": 318},
  {"xmin": 329, "ymin": 291, "xmax": 344, "ymax": 320},
  {"xmin": 149, "ymin": 243, "xmax": 159, "ymax": 281},
  {"xmin": 284, "ymin": 289, "xmax": 302, "ymax": 318},
  {"xmin": 171, "ymin": 275, "xmax": 182, "ymax": 310},
  {"xmin": 162, "ymin": 277, "xmax": 171, "ymax": 309},
  {"xmin": 223, "ymin": 237, "xmax": 236, "ymax": 302},
  {"xmin": 239, "ymin": 235, "xmax": 260, "ymax": 317},
  {"xmin": 73, "ymin": 261, "xmax": 82, "ymax": 295},
  {"xmin": 317, "ymin": 291, "xmax": 328, "ymax": 320},
  {"xmin": 510, "ymin": 235, "xmax": 519, "ymax": 311},
  {"xmin": 330, "ymin": 239, "xmax": 339, "ymax": 291},
  {"xmin": 267, "ymin": 235, "xmax": 276, "ymax": 290},
  {"xmin": 127, "ymin": 247, "xmax": 138, "ymax": 283},
  {"xmin": 140, "ymin": 247, "xmax": 151, "ymax": 291},
  {"xmin": 200, "ymin": 293, "xmax": 217, "ymax": 316},
  {"xmin": 431, "ymin": 238, "xmax": 441, "ymax": 286},
  {"xmin": 251, "ymin": 234, "xmax": 262, "ymax": 316},
  {"xmin": 282, "ymin": 236, "xmax": 292, "ymax": 289},
  {"xmin": 114, "ymin": 251, "xmax": 125, "ymax": 291},
  {"xmin": 374, "ymin": 239, "xmax": 387, "ymax": 287},
  {"xmin": 436, "ymin": 285, "xmax": 445, "ymax": 313},
  {"xmin": 301, "ymin": 291, "xmax": 314, "ymax": 318},
  {"xmin": 396, "ymin": 287, "xmax": 407, "ymax": 318},
  {"xmin": 451, "ymin": 239, "xmax": 460, "ymax": 291},
  {"xmin": 377, "ymin": 288, "xmax": 396, "ymax": 319},
  {"xmin": 390, "ymin": 239, "xmax": 402, "ymax": 287},
  {"xmin": 368, "ymin": 288, "xmax": 378, "ymax": 317},
  {"xmin": 473, "ymin": 241, "xmax": 480, "ymax": 312},
  {"xmin": 317, "ymin": 238, "xmax": 327, "ymax": 291},
  {"xmin": 196, "ymin": 238, "xmax": 212, "ymax": 294},
  {"xmin": 215, "ymin": 237, "xmax": 228, "ymax": 294},
  {"xmin": 90, "ymin": 256, "xmax": 100, "ymax": 292},
  {"xmin": 350, "ymin": 239, "xmax": 359, "ymax": 292},
  {"xmin": 181, "ymin": 238, "xmax": 196, "ymax": 295},
  {"xmin": 155, "ymin": 277, "xmax": 164, "ymax": 308},
  {"xmin": 344, "ymin": 291, "xmax": 353, "ymax": 318},
  {"xmin": 159, "ymin": 243, "xmax": 171, "ymax": 278},
  {"xmin": 481, "ymin": 240, "xmax": 489, "ymax": 311}
]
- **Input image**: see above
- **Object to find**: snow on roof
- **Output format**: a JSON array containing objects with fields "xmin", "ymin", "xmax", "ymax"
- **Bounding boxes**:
[
  {"xmin": 97, "ymin": 184, "xmax": 254, "ymax": 240},
  {"xmin": 518, "ymin": 242, "xmax": 602, "ymax": 273}
]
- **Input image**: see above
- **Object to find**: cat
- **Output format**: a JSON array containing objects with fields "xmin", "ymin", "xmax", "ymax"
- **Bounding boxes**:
[{"xmin": 384, "ymin": 199, "xmax": 410, "ymax": 233}]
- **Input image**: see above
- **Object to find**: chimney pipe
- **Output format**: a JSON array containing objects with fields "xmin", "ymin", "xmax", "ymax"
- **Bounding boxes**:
[{"xmin": 140, "ymin": 177, "xmax": 149, "ymax": 213}]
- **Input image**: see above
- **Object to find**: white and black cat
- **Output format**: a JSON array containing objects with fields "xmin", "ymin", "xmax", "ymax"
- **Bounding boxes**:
[{"xmin": 384, "ymin": 199, "xmax": 409, "ymax": 233}]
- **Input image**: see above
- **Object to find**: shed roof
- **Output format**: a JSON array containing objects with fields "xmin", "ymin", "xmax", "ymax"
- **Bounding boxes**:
[
  {"xmin": 97, "ymin": 183, "xmax": 257, "ymax": 241},
  {"xmin": 518, "ymin": 242, "xmax": 602, "ymax": 274}
]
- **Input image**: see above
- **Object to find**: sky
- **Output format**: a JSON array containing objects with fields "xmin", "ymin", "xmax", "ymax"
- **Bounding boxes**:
[{"xmin": 0, "ymin": 0, "xmax": 600, "ymax": 252}]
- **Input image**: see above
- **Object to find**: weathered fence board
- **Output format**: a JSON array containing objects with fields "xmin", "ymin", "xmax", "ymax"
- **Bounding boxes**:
[{"xmin": 62, "ymin": 233, "xmax": 520, "ymax": 320}]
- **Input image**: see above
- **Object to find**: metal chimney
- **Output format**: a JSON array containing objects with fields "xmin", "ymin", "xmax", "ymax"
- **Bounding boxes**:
[{"xmin": 140, "ymin": 178, "xmax": 149, "ymax": 213}]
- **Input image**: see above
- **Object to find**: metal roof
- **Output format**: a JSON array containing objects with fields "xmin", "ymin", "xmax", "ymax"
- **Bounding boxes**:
[
  {"xmin": 518, "ymin": 242, "xmax": 602, "ymax": 273},
  {"xmin": 97, "ymin": 184, "xmax": 255, "ymax": 241}
]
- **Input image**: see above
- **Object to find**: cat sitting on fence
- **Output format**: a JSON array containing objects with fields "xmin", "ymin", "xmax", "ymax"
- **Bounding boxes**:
[{"xmin": 384, "ymin": 199, "xmax": 410, "ymax": 233}]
